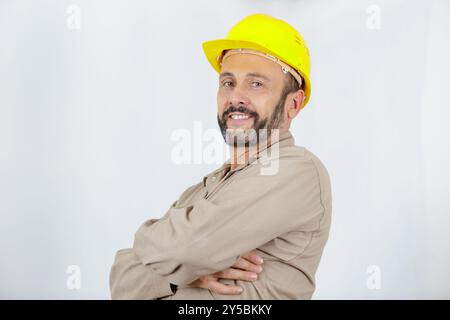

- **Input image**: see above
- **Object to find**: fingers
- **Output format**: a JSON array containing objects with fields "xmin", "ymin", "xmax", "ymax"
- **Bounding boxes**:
[
  {"xmin": 192, "ymin": 275, "xmax": 243, "ymax": 295},
  {"xmin": 233, "ymin": 256, "xmax": 263, "ymax": 274},
  {"xmin": 206, "ymin": 278, "xmax": 243, "ymax": 295},
  {"xmin": 241, "ymin": 250, "xmax": 264, "ymax": 265},
  {"xmin": 214, "ymin": 268, "xmax": 259, "ymax": 282}
]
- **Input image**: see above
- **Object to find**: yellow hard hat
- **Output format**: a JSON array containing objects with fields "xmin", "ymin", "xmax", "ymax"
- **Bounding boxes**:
[{"xmin": 202, "ymin": 13, "xmax": 312, "ymax": 107}]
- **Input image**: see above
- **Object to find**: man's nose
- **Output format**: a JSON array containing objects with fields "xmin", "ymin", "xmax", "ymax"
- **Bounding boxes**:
[{"xmin": 227, "ymin": 88, "xmax": 251, "ymax": 107}]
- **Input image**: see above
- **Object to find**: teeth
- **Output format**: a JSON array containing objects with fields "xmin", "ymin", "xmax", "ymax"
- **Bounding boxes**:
[{"xmin": 231, "ymin": 114, "xmax": 250, "ymax": 120}]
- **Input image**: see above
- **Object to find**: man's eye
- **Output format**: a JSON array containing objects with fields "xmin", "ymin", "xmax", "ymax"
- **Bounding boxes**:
[
  {"xmin": 251, "ymin": 81, "xmax": 263, "ymax": 87},
  {"xmin": 222, "ymin": 80, "xmax": 233, "ymax": 87}
]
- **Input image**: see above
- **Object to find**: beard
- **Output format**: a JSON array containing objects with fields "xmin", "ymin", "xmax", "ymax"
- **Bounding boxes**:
[{"xmin": 217, "ymin": 94, "xmax": 286, "ymax": 148}]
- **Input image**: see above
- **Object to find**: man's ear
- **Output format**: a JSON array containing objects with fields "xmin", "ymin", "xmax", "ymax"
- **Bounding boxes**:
[{"xmin": 286, "ymin": 89, "xmax": 305, "ymax": 120}]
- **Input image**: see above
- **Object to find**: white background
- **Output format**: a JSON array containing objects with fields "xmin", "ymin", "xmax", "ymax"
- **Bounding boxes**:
[{"xmin": 0, "ymin": 0, "xmax": 449, "ymax": 299}]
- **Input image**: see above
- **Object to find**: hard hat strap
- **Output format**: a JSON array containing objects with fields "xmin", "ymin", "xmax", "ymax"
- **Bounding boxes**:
[{"xmin": 219, "ymin": 48, "xmax": 303, "ymax": 88}]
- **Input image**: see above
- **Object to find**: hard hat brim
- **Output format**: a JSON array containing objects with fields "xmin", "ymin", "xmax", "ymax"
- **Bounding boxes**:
[{"xmin": 202, "ymin": 38, "xmax": 311, "ymax": 106}]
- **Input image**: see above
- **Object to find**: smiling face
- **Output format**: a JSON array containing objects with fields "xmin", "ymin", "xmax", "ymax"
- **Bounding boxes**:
[{"xmin": 216, "ymin": 50, "xmax": 304, "ymax": 147}]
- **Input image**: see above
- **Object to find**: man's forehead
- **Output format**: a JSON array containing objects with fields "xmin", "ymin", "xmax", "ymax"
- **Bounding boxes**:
[{"xmin": 219, "ymin": 71, "xmax": 271, "ymax": 81}]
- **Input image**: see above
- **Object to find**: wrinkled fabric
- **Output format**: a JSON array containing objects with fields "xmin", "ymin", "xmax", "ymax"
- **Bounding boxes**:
[{"xmin": 110, "ymin": 130, "xmax": 332, "ymax": 300}]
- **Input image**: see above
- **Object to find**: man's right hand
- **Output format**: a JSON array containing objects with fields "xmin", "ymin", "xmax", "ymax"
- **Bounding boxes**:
[{"xmin": 186, "ymin": 250, "xmax": 264, "ymax": 295}]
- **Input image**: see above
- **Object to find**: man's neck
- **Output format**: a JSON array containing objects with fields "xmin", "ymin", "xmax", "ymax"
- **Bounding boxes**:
[
  {"xmin": 229, "ymin": 146, "xmax": 252, "ymax": 171},
  {"xmin": 228, "ymin": 132, "xmax": 279, "ymax": 171}
]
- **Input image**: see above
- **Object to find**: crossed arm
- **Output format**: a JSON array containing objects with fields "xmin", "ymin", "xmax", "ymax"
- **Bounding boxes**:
[
  {"xmin": 110, "ymin": 243, "xmax": 264, "ymax": 299},
  {"xmin": 110, "ymin": 160, "xmax": 323, "ymax": 299}
]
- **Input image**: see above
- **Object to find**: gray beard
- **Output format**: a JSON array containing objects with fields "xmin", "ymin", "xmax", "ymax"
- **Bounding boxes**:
[{"xmin": 217, "ymin": 94, "xmax": 286, "ymax": 148}]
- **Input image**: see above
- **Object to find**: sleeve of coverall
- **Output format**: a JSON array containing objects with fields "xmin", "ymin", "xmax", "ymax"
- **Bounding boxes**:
[
  {"xmin": 132, "ymin": 158, "xmax": 327, "ymax": 287},
  {"xmin": 109, "ymin": 247, "xmax": 175, "ymax": 300},
  {"xmin": 109, "ymin": 203, "xmax": 178, "ymax": 299}
]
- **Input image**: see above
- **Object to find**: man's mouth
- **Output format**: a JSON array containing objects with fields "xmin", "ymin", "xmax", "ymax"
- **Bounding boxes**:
[{"xmin": 227, "ymin": 112, "xmax": 254, "ymax": 126}]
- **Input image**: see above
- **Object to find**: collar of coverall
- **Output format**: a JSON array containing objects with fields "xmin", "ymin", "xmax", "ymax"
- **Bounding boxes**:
[
  {"xmin": 202, "ymin": 130, "xmax": 295, "ymax": 187},
  {"xmin": 219, "ymin": 48, "xmax": 303, "ymax": 88}
]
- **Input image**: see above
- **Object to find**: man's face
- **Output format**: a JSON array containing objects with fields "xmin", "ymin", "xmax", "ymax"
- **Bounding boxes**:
[{"xmin": 217, "ymin": 52, "xmax": 290, "ymax": 146}]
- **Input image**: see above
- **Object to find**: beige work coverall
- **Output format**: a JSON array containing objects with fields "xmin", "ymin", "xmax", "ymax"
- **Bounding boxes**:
[{"xmin": 110, "ymin": 130, "xmax": 332, "ymax": 299}]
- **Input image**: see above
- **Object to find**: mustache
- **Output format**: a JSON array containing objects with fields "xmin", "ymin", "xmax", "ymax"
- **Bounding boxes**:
[{"xmin": 222, "ymin": 105, "xmax": 259, "ymax": 119}]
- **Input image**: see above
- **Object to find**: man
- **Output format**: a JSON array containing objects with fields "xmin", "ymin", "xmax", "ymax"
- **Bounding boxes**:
[{"xmin": 110, "ymin": 13, "xmax": 332, "ymax": 300}]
